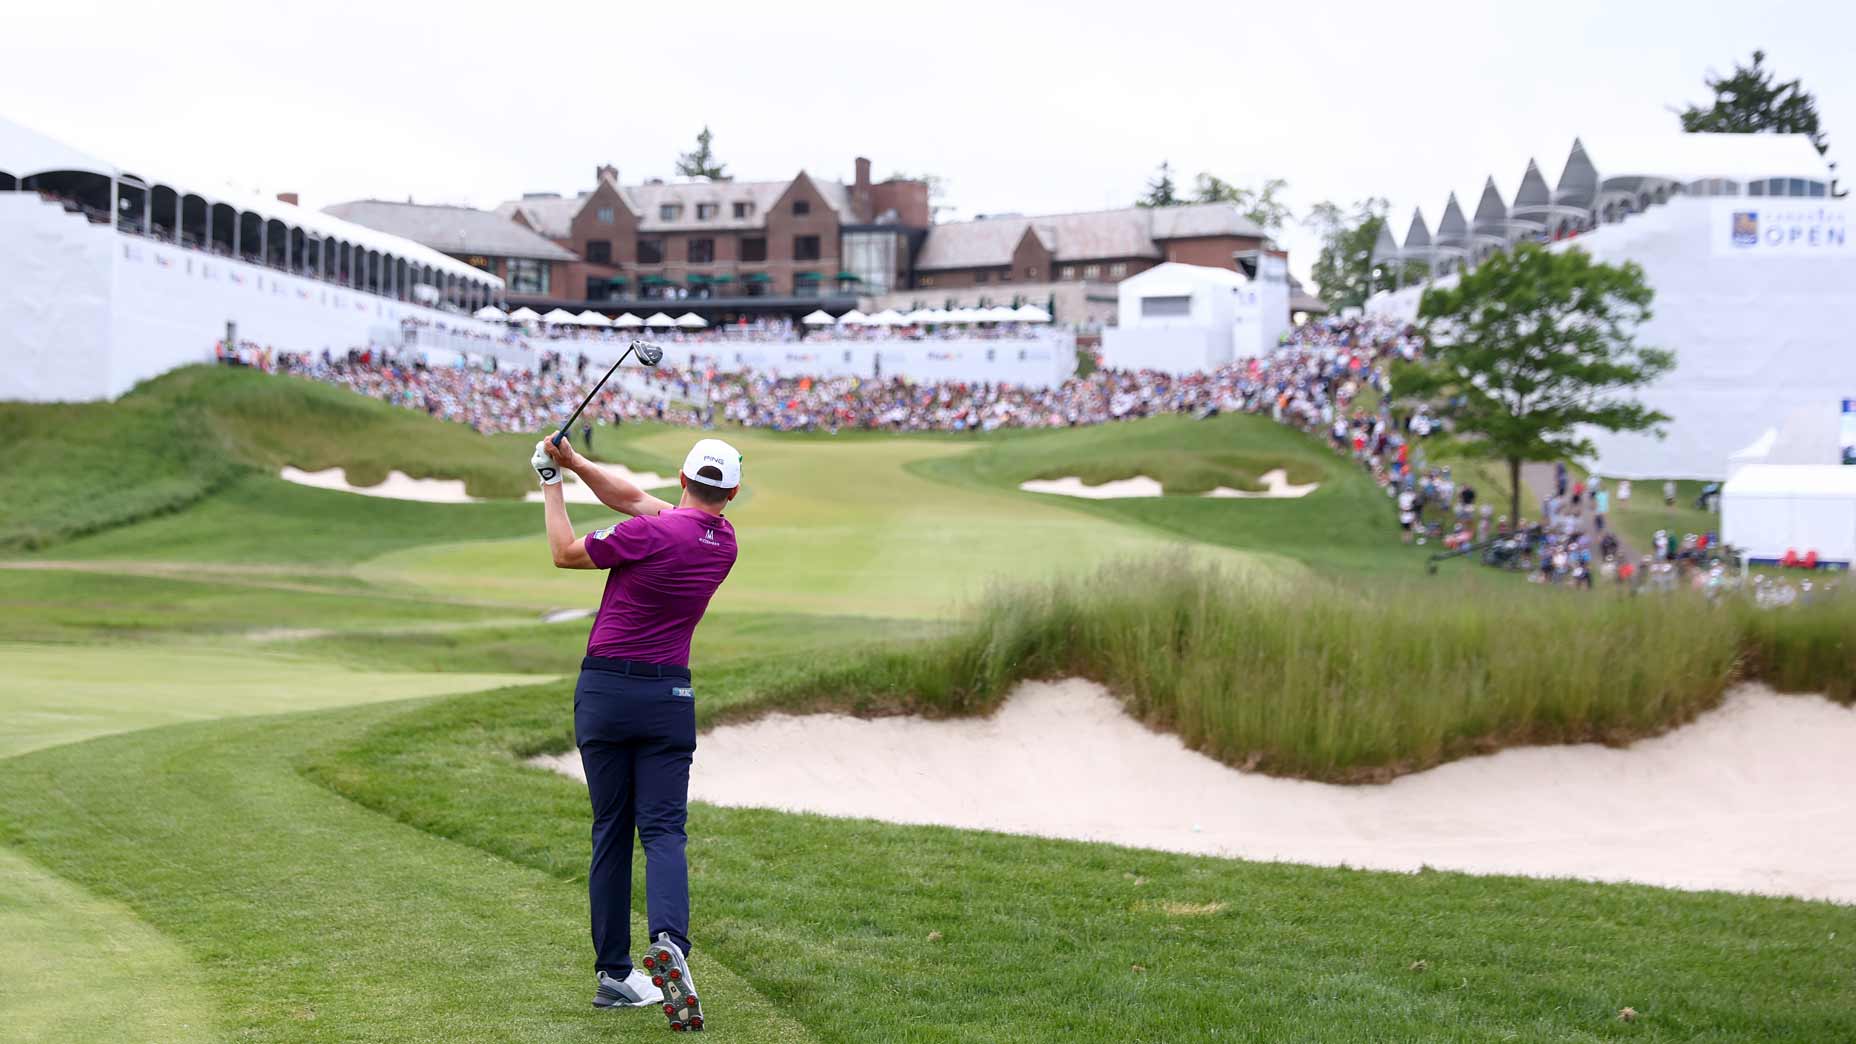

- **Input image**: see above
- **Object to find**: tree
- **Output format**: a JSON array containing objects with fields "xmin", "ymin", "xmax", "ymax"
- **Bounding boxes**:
[
  {"xmin": 1192, "ymin": 175, "xmax": 1292, "ymax": 234},
  {"xmin": 675, "ymin": 126, "xmax": 729, "ymax": 180},
  {"xmin": 1304, "ymin": 198, "xmax": 1428, "ymax": 312},
  {"xmin": 1137, "ymin": 161, "xmax": 1179, "ymax": 208},
  {"xmin": 1679, "ymin": 50, "xmax": 1828, "ymax": 156},
  {"xmin": 1394, "ymin": 244, "xmax": 1674, "ymax": 524}
]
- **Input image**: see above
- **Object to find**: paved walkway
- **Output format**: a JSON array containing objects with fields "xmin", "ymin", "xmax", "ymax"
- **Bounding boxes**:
[{"xmin": 1519, "ymin": 462, "xmax": 1634, "ymax": 560}]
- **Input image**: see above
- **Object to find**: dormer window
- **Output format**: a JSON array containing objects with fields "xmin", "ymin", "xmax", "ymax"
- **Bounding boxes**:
[
  {"xmin": 697, "ymin": 203, "xmax": 719, "ymax": 220},
  {"xmin": 660, "ymin": 204, "xmax": 682, "ymax": 221}
]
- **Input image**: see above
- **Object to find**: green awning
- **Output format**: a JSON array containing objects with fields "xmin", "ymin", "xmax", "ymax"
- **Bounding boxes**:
[
  {"xmin": 640, "ymin": 274, "xmax": 673, "ymax": 286},
  {"xmin": 834, "ymin": 271, "xmax": 861, "ymax": 282},
  {"xmin": 793, "ymin": 271, "xmax": 822, "ymax": 281},
  {"xmin": 686, "ymin": 273, "xmax": 710, "ymax": 284},
  {"xmin": 606, "ymin": 276, "xmax": 628, "ymax": 287},
  {"xmin": 741, "ymin": 272, "xmax": 771, "ymax": 283},
  {"xmin": 707, "ymin": 273, "xmax": 736, "ymax": 283}
]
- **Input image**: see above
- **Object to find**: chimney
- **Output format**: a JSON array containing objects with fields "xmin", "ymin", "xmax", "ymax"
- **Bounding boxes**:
[
  {"xmin": 276, "ymin": 192, "xmax": 299, "ymax": 206},
  {"xmin": 854, "ymin": 157, "xmax": 872, "ymax": 189},
  {"xmin": 596, "ymin": 163, "xmax": 619, "ymax": 185}
]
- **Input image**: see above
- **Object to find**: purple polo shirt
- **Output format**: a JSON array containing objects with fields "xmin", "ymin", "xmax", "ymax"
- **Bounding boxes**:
[{"xmin": 582, "ymin": 507, "xmax": 737, "ymax": 667}]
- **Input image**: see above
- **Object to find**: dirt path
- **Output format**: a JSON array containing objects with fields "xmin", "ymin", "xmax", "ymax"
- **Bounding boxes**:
[{"xmin": 1520, "ymin": 462, "xmax": 1634, "ymax": 560}]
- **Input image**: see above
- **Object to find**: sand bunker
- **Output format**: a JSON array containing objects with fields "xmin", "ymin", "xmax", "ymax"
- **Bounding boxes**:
[
  {"xmin": 1020, "ymin": 469, "xmax": 1317, "ymax": 500},
  {"xmin": 534, "ymin": 679, "xmax": 1856, "ymax": 903},
  {"xmin": 279, "ymin": 465, "xmax": 673, "ymax": 505}
]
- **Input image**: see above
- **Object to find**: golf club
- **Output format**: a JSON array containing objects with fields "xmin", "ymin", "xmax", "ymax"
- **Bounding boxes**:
[{"xmin": 551, "ymin": 339, "xmax": 665, "ymax": 447}]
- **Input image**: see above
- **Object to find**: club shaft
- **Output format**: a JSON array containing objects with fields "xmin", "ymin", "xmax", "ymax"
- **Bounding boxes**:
[{"xmin": 553, "ymin": 344, "xmax": 636, "ymax": 445}]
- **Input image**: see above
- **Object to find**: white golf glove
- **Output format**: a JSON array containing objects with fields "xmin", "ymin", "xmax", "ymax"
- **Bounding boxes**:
[{"xmin": 531, "ymin": 440, "xmax": 564, "ymax": 486}]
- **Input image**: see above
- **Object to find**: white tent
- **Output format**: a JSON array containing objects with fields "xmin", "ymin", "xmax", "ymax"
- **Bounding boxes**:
[
  {"xmin": 507, "ymin": 307, "xmax": 542, "ymax": 323},
  {"xmin": 675, "ymin": 312, "xmax": 708, "ymax": 328},
  {"xmin": 1722, "ymin": 465, "xmax": 1856, "ymax": 565},
  {"xmin": 575, "ymin": 309, "xmax": 612, "ymax": 327},
  {"xmin": 946, "ymin": 308, "xmax": 982, "ymax": 324},
  {"xmin": 867, "ymin": 308, "xmax": 908, "ymax": 327},
  {"xmin": 801, "ymin": 309, "xmax": 836, "ymax": 326},
  {"xmin": 837, "ymin": 309, "xmax": 870, "ymax": 326},
  {"xmin": 903, "ymin": 308, "xmax": 937, "ymax": 324},
  {"xmin": 541, "ymin": 308, "xmax": 579, "ymax": 325},
  {"xmin": 1013, "ymin": 304, "xmax": 1053, "ymax": 323},
  {"xmin": 644, "ymin": 312, "xmax": 678, "ymax": 328},
  {"xmin": 612, "ymin": 312, "xmax": 644, "ymax": 328},
  {"xmin": 473, "ymin": 305, "xmax": 509, "ymax": 321},
  {"xmin": 979, "ymin": 305, "xmax": 1018, "ymax": 322}
]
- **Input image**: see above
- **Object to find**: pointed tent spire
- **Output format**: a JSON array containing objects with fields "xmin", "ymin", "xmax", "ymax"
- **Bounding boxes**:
[
  {"xmin": 1471, "ymin": 177, "xmax": 1509, "ymax": 240},
  {"xmin": 1513, "ymin": 159, "xmax": 1551, "ymax": 209},
  {"xmin": 1434, "ymin": 193, "xmax": 1469, "ymax": 248},
  {"xmin": 1403, "ymin": 208, "xmax": 1433, "ymax": 250},
  {"xmin": 1555, "ymin": 138, "xmax": 1598, "ymax": 209},
  {"xmin": 1371, "ymin": 218, "xmax": 1401, "ymax": 264}
]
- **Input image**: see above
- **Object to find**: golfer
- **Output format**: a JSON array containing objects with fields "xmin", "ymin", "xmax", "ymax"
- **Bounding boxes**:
[{"xmin": 532, "ymin": 434, "xmax": 741, "ymax": 1032}]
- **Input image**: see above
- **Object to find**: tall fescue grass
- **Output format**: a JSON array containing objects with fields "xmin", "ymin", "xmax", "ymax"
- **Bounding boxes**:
[{"xmin": 760, "ymin": 556, "xmax": 1852, "ymax": 781}]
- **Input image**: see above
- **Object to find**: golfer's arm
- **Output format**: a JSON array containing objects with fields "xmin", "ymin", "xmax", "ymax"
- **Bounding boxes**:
[
  {"xmin": 542, "ymin": 483, "xmax": 596, "ymax": 569},
  {"xmin": 571, "ymin": 461, "xmax": 672, "ymax": 518}
]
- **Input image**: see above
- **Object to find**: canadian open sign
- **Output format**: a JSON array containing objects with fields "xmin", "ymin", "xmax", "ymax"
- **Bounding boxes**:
[{"xmin": 1713, "ymin": 201, "xmax": 1851, "ymax": 256}]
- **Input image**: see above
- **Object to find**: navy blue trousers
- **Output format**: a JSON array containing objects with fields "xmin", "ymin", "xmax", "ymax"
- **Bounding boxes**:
[{"xmin": 573, "ymin": 659, "xmax": 696, "ymax": 976}]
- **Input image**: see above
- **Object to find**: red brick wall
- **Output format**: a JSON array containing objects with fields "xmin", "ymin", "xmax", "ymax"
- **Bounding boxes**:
[
  {"xmin": 1011, "ymin": 230, "xmax": 1054, "ymax": 283},
  {"xmin": 762, "ymin": 173, "xmax": 841, "ymax": 296},
  {"xmin": 869, "ymin": 179, "xmax": 930, "ymax": 227},
  {"xmin": 1161, "ymin": 235, "xmax": 1268, "ymax": 271},
  {"xmin": 570, "ymin": 181, "xmax": 638, "ymax": 266}
]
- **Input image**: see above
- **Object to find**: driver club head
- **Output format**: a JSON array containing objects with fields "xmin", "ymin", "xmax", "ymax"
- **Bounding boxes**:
[{"xmin": 633, "ymin": 341, "xmax": 665, "ymax": 367}]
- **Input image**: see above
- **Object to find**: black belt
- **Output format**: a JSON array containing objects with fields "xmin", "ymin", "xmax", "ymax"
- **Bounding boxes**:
[{"xmin": 581, "ymin": 656, "xmax": 690, "ymax": 681}]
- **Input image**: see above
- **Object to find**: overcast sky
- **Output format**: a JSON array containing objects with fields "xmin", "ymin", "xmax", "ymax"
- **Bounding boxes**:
[{"xmin": 6, "ymin": 0, "xmax": 1851, "ymax": 288}]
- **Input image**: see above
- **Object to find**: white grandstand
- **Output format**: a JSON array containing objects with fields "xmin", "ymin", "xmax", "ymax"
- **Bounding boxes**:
[{"xmin": 1367, "ymin": 133, "xmax": 1854, "ymax": 481}]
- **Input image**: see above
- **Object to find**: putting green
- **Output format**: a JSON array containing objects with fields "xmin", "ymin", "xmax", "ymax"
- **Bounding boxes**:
[
  {"xmin": 0, "ymin": 643, "xmax": 547, "ymax": 759},
  {"xmin": 0, "ymin": 845, "xmax": 216, "ymax": 1044},
  {"xmin": 361, "ymin": 430, "xmax": 1287, "ymax": 618}
]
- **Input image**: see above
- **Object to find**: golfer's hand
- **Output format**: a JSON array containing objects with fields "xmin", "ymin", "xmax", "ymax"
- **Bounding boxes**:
[
  {"xmin": 543, "ymin": 435, "xmax": 584, "ymax": 470},
  {"xmin": 531, "ymin": 441, "xmax": 564, "ymax": 486}
]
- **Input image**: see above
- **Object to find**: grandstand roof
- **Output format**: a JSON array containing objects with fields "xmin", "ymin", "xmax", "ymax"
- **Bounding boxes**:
[
  {"xmin": 0, "ymin": 116, "xmax": 500, "ymax": 288},
  {"xmin": 1471, "ymin": 178, "xmax": 1509, "ymax": 237},
  {"xmin": 1513, "ymin": 159, "xmax": 1551, "ymax": 209},
  {"xmin": 1581, "ymin": 131, "xmax": 1829, "ymax": 184},
  {"xmin": 1434, "ymin": 194, "xmax": 1469, "ymax": 246},
  {"xmin": 1555, "ymin": 138, "xmax": 1599, "ymax": 207},
  {"xmin": 914, "ymin": 203, "xmax": 1265, "ymax": 271},
  {"xmin": 1402, "ymin": 208, "xmax": 1433, "ymax": 250},
  {"xmin": 324, "ymin": 200, "xmax": 576, "ymax": 261}
]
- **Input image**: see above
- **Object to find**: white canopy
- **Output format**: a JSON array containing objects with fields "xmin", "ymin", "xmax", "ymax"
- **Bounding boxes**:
[
  {"xmin": 644, "ymin": 312, "xmax": 678, "ymax": 328},
  {"xmin": 1013, "ymin": 304, "xmax": 1052, "ymax": 323},
  {"xmin": 837, "ymin": 309, "xmax": 870, "ymax": 326},
  {"xmin": 903, "ymin": 308, "xmax": 937, "ymax": 324},
  {"xmin": 946, "ymin": 308, "xmax": 982, "ymax": 324},
  {"xmin": 979, "ymin": 305, "xmax": 1019, "ymax": 322},
  {"xmin": 541, "ymin": 308, "xmax": 579, "ymax": 325},
  {"xmin": 0, "ymin": 116, "xmax": 502, "ymax": 290},
  {"xmin": 507, "ymin": 307, "xmax": 542, "ymax": 322},
  {"xmin": 575, "ymin": 309, "xmax": 612, "ymax": 327},
  {"xmin": 473, "ymin": 305, "xmax": 509, "ymax": 321},
  {"xmin": 612, "ymin": 312, "xmax": 644, "ymax": 328},
  {"xmin": 867, "ymin": 308, "xmax": 909, "ymax": 327},
  {"xmin": 675, "ymin": 312, "xmax": 708, "ymax": 328},
  {"xmin": 801, "ymin": 309, "xmax": 836, "ymax": 326}
]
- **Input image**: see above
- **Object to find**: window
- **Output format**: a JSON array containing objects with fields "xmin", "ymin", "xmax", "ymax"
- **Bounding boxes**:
[
  {"xmin": 585, "ymin": 240, "xmax": 611, "ymax": 264},
  {"xmin": 792, "ymin": 199, "xmax": 810, "ymax": 216},
  {"xmin": 1000, "ymin": 268, "xmax": 1014, "ymax": 282},
  {"xmin": 659, "ymin": 204, "xmax": 682, "ymax": 221},
  {"xmin": 1108, "ymin": 262, "xmax": 1127, "ymax": 278},
  {"xmin": 975, "ymin": 270, "xmax": 990, "ymax": 284},
  {"xmin": 841, "ymin": 229, "xmax": 898, "ymax": 294},
  {"xmin": 507, "ymin": 258, "xmax": 550, "ymax": 295},
  {"xmin": 1026, "ymin": 266, "xmax": 1038, "ymax": 279},
  {"xmin": 697, "ymin": 203, "xmax": 718, "ymax": 220},
  {"xmin": 1060, "ymin": 265, "xmax": 1076, "ymax": 280},
  {"xmin": 596, "ymin": 206, "xmax": 614, "ymax": 224},
  {"xmin": 586, "ymin": 277, "xmax": 609, "ymax": 301},
  {"xmin": 733, "ymin": 201, "xmax": 754, "ymax": 219},
  {"xmin": 688, "ymin": 238, "xmax": 715, "ymax": 263},
  {"xmin": 637, "ymin": 238, "xmax": 665, "ymax": 264},
  {"xmin": 793, "ymin": 235, "xmax": 821, "ymax": 261},
  {"xmin": 1140, "ymin": 294, "xmax": 1191, "ymax": 319},
  {"xmin": 1083, "ymin": 264, "xmax": 1101, "ymax": 279},
  {"xmin": 740, "ymin": 236, "xmax": 767, "ymax": 262},
  {"xmin": 1748, "ymin": 180, "xmax": 1766, "ymax": 197}
]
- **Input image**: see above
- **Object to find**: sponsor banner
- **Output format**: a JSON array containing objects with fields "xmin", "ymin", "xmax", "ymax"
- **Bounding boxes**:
[
  {"xmin": 1842, "ymin": 399, "xmax": 1856, "ymax": 466},
  {"xmin": 1713, "ymin": 200, "xmax": 1852, "ymax": 256}
]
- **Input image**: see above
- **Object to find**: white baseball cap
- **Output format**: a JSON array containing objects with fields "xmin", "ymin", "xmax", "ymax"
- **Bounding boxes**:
[{"xmin": 682, "ymin": 437, "xmax": 742, "ymax": 489}]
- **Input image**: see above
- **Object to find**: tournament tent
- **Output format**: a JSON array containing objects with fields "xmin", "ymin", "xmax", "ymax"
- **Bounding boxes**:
[
  {"xmin": 1013, "ymin": 304, "xmax": 1053, "ymax": 323},
  {"xmin": 575, "ymin": 310, "xmax": 612, "ymax": 327},
  {"xmin": 473, "ymin": 305, "xmax": 509, "ymax": 321},
  {"xmin": 1721, "ymin": 465, "xmax": 1856, "ymax": 566},
  {"xmin": 541, "ymin": 308, "xmax": 579, "ymax": 325},
  {"xmin": 837, "ymin": 309, "xmax": 870, "ymax": 325},
  {"xmin": 946, "ymin": 308, "xmax": 982, "ymax": 324},
  {"xmin": 801, "ymin": 309, "xmax": 836, "ymax": 326},
  {"xmin": 675, "ymin": 312, "xmax": 708, "ymax": 328},
  {"xmin": 904, "ymin": 308, "xmax": 937, "ymax": 324},
  {"xmin": 866, "ymin": 308, "xmax": 908, "ymax": 327},
  {"xmin": 612, "ymin": 312, "xmax": 644, "ymax": 328},
  {"xmin": 643, "ymin": 312, "xmax": 678, "ymax": 328},
  {"xmin": 507, "ymin": 307, "xmax": 542, "ymax": 323},
  {"xmin": 979, "ymin": 305, "xmax": 1019, "ymax": 322}
]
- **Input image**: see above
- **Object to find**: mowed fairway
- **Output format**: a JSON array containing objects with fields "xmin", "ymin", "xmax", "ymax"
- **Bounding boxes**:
[{"xmin": 361, "ymin": 429, "xmax": 1283, "ymax": 618}]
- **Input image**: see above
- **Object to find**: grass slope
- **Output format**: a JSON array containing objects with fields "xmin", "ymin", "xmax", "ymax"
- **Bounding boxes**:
[{"xmin": 914, "ymin": 413, "xmax": 1428, "ymax": 576}]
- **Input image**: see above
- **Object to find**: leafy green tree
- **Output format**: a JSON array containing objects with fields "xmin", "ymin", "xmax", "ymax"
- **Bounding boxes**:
[
  {"xmin": 1192, "ymin": 175, "xmax": 1292, "ymax": 234},
  {"xmin": 1304, "ymin": 198, "xmax": 1427, "ymax": 311},
  {"xmin": 1679, "ymin": 50, "xmax": 1828, "ymax": 155},
  {"xmin": 1137, "ymin": 161, "xmax": 1179, "ymax": 208},
  {"xmin": 675, "ymin": 126, "xmax": 729, "ymax": 180},
  {"xmin": 1395, "ymin": 244, "xmax": 1674, "ymax": 523}
]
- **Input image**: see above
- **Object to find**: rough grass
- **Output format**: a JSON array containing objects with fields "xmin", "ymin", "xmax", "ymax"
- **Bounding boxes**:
[{"xmin": 745, "ymin": 556, "xmax": 1854, "ymax": 781}]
